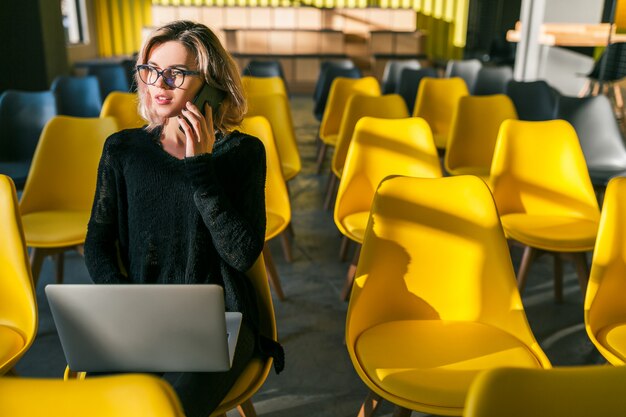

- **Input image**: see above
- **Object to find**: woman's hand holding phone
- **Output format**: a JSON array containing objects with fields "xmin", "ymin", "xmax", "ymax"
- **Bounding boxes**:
[{"xmin": 178, "ymin": 101, "xmax": 215, "ymax": 157}]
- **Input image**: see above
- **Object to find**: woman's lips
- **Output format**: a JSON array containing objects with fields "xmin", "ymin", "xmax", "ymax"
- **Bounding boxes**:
[{"xmin": 154, "ymin": 95, "xmax": 172, "ymax": 105}]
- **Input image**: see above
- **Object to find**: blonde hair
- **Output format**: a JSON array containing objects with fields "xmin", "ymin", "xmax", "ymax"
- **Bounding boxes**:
[{"xmin": 136, "ymin": 20, "xmax": 246, "ymax": 133}]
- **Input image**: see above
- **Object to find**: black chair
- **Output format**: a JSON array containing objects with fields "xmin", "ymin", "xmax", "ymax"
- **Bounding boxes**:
[
  {"xmin": 312, "ymin": 66, "xmax": 361, "ymax": 122},
  {"xmin": 87, "ymin": 63, "xmax": 131, "ymax": 102},
  {"xmin": 473, "ymin": 66, "xmax": 513, "ymax": 96},
  {"xmin": 580, "ymin": 42, "xmax": 626, "ymax": 119},
  {"xmin": 557, "ymin": 94, "xmax": 626, "ymax": 187},
  {"xmin": 313, "ymin": 59, "xmax": 355, "ymax": 104},
  {"xmin": 395, "ymin": 67, "xmax": 438, "ymax": 115},
  {"xmin": 243, "ymin": 60, "xmax": 286, "ymax": 79},
  {"xmin": 445, "ymin": 59, "xmax": 482, "ymax": 93},
  {"xmin": 506, "ymin": 80, "xmax": 559, "ymax": 121},
  {"xmin": 381, "ymin": 59, "xmax": 421, "ymax": 94},
  {"xmin": 50, "ymin": 75, "xmax": 102, "ymax": 117},
  {"xmin": 0, "ymin": 90, "xmax": 57, "ymax": 189}
]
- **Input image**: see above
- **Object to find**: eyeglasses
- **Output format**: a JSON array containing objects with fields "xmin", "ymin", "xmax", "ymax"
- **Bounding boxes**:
[{"xmin": 135, "ymin": 64, "xmax": 200, "ymax": 89}]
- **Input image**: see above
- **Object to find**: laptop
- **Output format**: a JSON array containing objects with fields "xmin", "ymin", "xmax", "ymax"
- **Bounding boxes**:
[{"xmin": 45, "ymin": 284, "xmax": 242, "ymax": 373}]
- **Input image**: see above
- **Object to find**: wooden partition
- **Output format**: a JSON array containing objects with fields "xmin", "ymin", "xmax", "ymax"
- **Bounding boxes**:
[{"xmin": 150, "ymin": 5, "xmax": 423, "ymax": 93}]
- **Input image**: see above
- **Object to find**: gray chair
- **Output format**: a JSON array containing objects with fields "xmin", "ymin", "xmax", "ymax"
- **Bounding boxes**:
[
  {"xmin": 381, "ymin": 59, "xmax": 421, "ymax": 94},
  {"xmin": 395, "ymin": 67, "xmax": 438, "ymax": 115},
  {"xmin": 51, "ymin": 75, "xmax": 102, "ymax": 117},
  {"xmin": 506, "ymin": 80, "xmax": 559, "ymax": 121},
  {"xmin": 445, "ymin": 59, "xmax": 482, "ymax": 93},
  {"xmin": 87, "ymin": 63, "xmax": 131, "ymax": 102},
  {"xmin": 557, "ymin": 95, "xmax": 626, "ymax": 187},
  {"xmin": 0, "ymin": 90, "xmax": 57, "ymax": 189},
  {"xmin": 473, "ymin": 66, "xmax": 513, "ymax": 96},
  {"xmin": 314, "ymin": 59, "xmax": 355, "ymax": 104}
]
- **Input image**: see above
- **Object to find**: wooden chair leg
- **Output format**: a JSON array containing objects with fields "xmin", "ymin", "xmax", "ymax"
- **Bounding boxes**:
[
  {"xmin": 553, "ymin": 253, "xmax": 563, "ymax": 304},
  {"xmin": 324, "ymin": 174, "xmax": 338, "ymax": 211},
  {"xmin": 578, "ymin": 79, "xmax": 591, "ymax": 97},
  {"xmin": 54, "ymin": 252, "xmax": 65, "ymax": 284},
  {"xmin": 315, "ymin": 142, "xmax": 328, "ymax": 174},
  {"xmin": 29, "ymin": 248, "xmax": 46, "ymax": 288},
  {"xmin": 279, "ymin": 231, "xmax": 293, "ymax": 263},
  {"xmin": 573, "ymin": 252, "xmax": 590, "ymax": 298},
  {"xmin": 237, "ymin": 399, "xmax": 258, "ymax": 417},
  {"xmin": 517, "ymin": 245, "xmax": 537, "ymax": 292},
  {"xmin": 339, "ymin": 235, "xmax": 351, "ymax": 262},
  {"xmin": 357, "ymin": 390, "xmax": 382, "ymax": 417},
  {"xmin": 76, "ymin": 244, "xmax": 85, "ymax": 256},
  {"xmin": 263, "ymin": 245, "xmax": 285, "ymax": 301},
  {"xmin": 341, "ymin": 243, "xmax": 361, "ymax": 301},
  {"xmin": 391, "ymin": 406, "xmax": 412, "ymax": 417}
]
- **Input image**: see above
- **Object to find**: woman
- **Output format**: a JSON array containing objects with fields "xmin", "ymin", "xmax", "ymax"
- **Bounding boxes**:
[{"xmin": 84, "ymin": 20, "xmax": 283, "ymax": 417}]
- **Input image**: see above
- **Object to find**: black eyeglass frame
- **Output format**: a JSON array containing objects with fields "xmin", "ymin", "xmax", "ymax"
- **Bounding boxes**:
[{"xmin": 135, "ymin": 64, "xmax": 200, "ymax": 89}]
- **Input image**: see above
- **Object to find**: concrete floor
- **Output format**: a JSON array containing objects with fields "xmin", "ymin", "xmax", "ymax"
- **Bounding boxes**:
[{"xmin": 15, "ymin": 95, "xmax": 604, "ymax": 417}]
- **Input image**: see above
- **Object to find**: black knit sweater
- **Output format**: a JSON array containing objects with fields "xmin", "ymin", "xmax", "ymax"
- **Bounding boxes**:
[{"xmin": 84, "ymin": 126, "xmax": 283, "ymax": 372}]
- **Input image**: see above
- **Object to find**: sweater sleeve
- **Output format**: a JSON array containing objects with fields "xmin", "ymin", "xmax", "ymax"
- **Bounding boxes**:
[
  {"xmin": 184, "ymin": 135, "xmax": 267, "ymax": 273},
  {"xmin": 84, "ymin": 136, "xmax": 130, "ymax": 284}
]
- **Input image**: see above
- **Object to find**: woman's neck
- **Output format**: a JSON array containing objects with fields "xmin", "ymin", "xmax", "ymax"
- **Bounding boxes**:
[{"xmin": 160, "ymin": 118, "xmax": 187, "ymax": 159}]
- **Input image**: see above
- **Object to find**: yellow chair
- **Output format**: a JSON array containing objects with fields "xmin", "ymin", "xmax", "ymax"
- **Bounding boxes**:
[
  {"xmin": 240, "ymin": 116, "xmax": 291, "ymax": 300},
  {"xmin": 490, "ymin": 120, "xmax": 600, "ymax": 302},
  {"xmin": 346, "ymin": 175, "xmax": 550, "ymax": 417},
  {"xmin": 585, "ymin": 176, "xmax": 626, "ymax": 365},
  {"xmin": 66, "ymin": 256, "xmax": 277, "ymax": 417},
  {"xmin": 242, "ymin": 76, "xmax": 288, "ymax": 97},
  {"xmin": 445, "ymin": 94, "xmax": 517, "ymax": 180},
  {"xmin": 315, "ymin": 76, "xmax": 380, "ymax": 173},
  {"xmin": 324, "ymin": 94, "xmax": 409, "ymax": 211},
  {"xmin": 0, "ymin": 374, "xmax": 185, "ymax": 417},
  {"xmin": 413, "ymin": 77, "xmax": 469, "ymax": 150},
  {"xmin": 20, "ymin": 116, "xmax": 118, "ymax": 286},
  {"xmin": 464, "ymin": 366, "xmax": 626, "ymax": 417},
  {"xmin": 0, "ymin": 175, "xmax": 37, "ymax": 375},
  {"xmin": 246, "ymin": 93, "xmax": 301, "ymax": 183},
  {"xmin": 334, "ymin": 117, "xmax": 441, "ymax": 300},
  {"xmin": 99, "ymin": 91, "xmax": 146, "ymax": 130}
]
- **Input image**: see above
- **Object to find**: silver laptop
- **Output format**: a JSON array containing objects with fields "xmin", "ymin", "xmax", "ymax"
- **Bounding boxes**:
[{"xmin": 45, "ymin": 284, "xmax": 242, "ymax": 373}]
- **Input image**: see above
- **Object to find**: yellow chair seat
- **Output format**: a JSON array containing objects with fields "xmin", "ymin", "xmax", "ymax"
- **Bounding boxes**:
[
  {"xmin": 266, "ymin": 211, "xmax": 289, "ymax": 241},
  {"xmin": 356, "ymin": 320, "xmax": 542, "ymax": 411},
  {"xmin": 214, "ymin": 358, "xmax": 266, "ymax": 413},
  {"xmin": 0, "ymin": 326, "xmax": 25, "ymax": 368},
  {"xmin": 340, "ymin": 211, "xmax": 370, "ymax": 244},
  {"xmin": 21, "ymin": 210, "xmax": 91, "ymax": 247},
  {"xmin": 597, "ymin": 323, "xmax": 626, "ymax": 363},
  {"xmin": 446, "ymin": 166, "xmax": 489, "ymax": 180},
  {"xmin": 321, "ymin": 133, "xmax": 338, "ymax": 146},
  {"xmin": 283, "ymin": 164, "xmax": 299, "ymax": 182},
  {"xmin": 500, "ymin": 214, "xmax": 597, "ymax": 252}
]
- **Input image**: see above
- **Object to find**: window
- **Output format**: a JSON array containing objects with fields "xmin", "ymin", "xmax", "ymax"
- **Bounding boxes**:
[{"xmin": 61, "ymin": 0, "xmax": 89, "ymax": 44}]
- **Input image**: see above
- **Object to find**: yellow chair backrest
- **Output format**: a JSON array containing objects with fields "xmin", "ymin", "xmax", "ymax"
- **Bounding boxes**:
[
  {"xmin": 413, "ymin": 77, "xmax": 469, "ymax": 149},
  {"xmin": 585, "ymin": 176, "xmax": 626, "ymax": 365},
  {"xmin": 239, "ymin": 116, "xmax": 291, "ymax": 240},
  {"xmin": 445, "ymin": 94, "xmax": 518, "ymax": 176},
  {"xmin": 20, "ymin": 116, "xmax": 118, "ymax": 215},
  {"xmin": 346, "ymin": 175, "xmax": 549, "ymax": 371},
  {"xmin": 211, "ymin": 254, "xmax": 277, "ymax": 415},
  {"xmin": 490, "ymin": 119, "xmax": 599, "ymax": 220},
  {"xmin": 0, "ymin": 374, "xmax": 185, "ymax": 417},
  {"xmin": 245, "ymin": 93, "xmax": 301, "ymax": 181},
  {"xmin": 99, "ymin": 92, "xmax": 145, "ymax": 131},
  {"xmin": 242, "ymin": 76, "xmax": 288, "ymax": 97},
  {"xmin": 0, "ymin": 175, "xmax": 37, "ymax": 374},
  {"xmin": 319, "ymin": 76, "xmax": 381, "ymax": 141},
  {"xmin": 331, "ymin": 94, "xmax": 409, "ymax": 178},
  {"xmin": 464, "ymin": 365, "xmax": 626, "ymax": 417},
  {"xmin": 334, "ymin": 117, "xmax": 441, "ymax": 239}
]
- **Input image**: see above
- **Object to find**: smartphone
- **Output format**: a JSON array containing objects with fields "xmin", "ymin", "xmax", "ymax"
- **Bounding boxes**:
[
  {"xmin": 179, "ymin": 83, "xmax": 225, "ymax": 132},
  {"xmin": 193, "ymin": 83, "xmax": 226, "ymax": 117}
]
